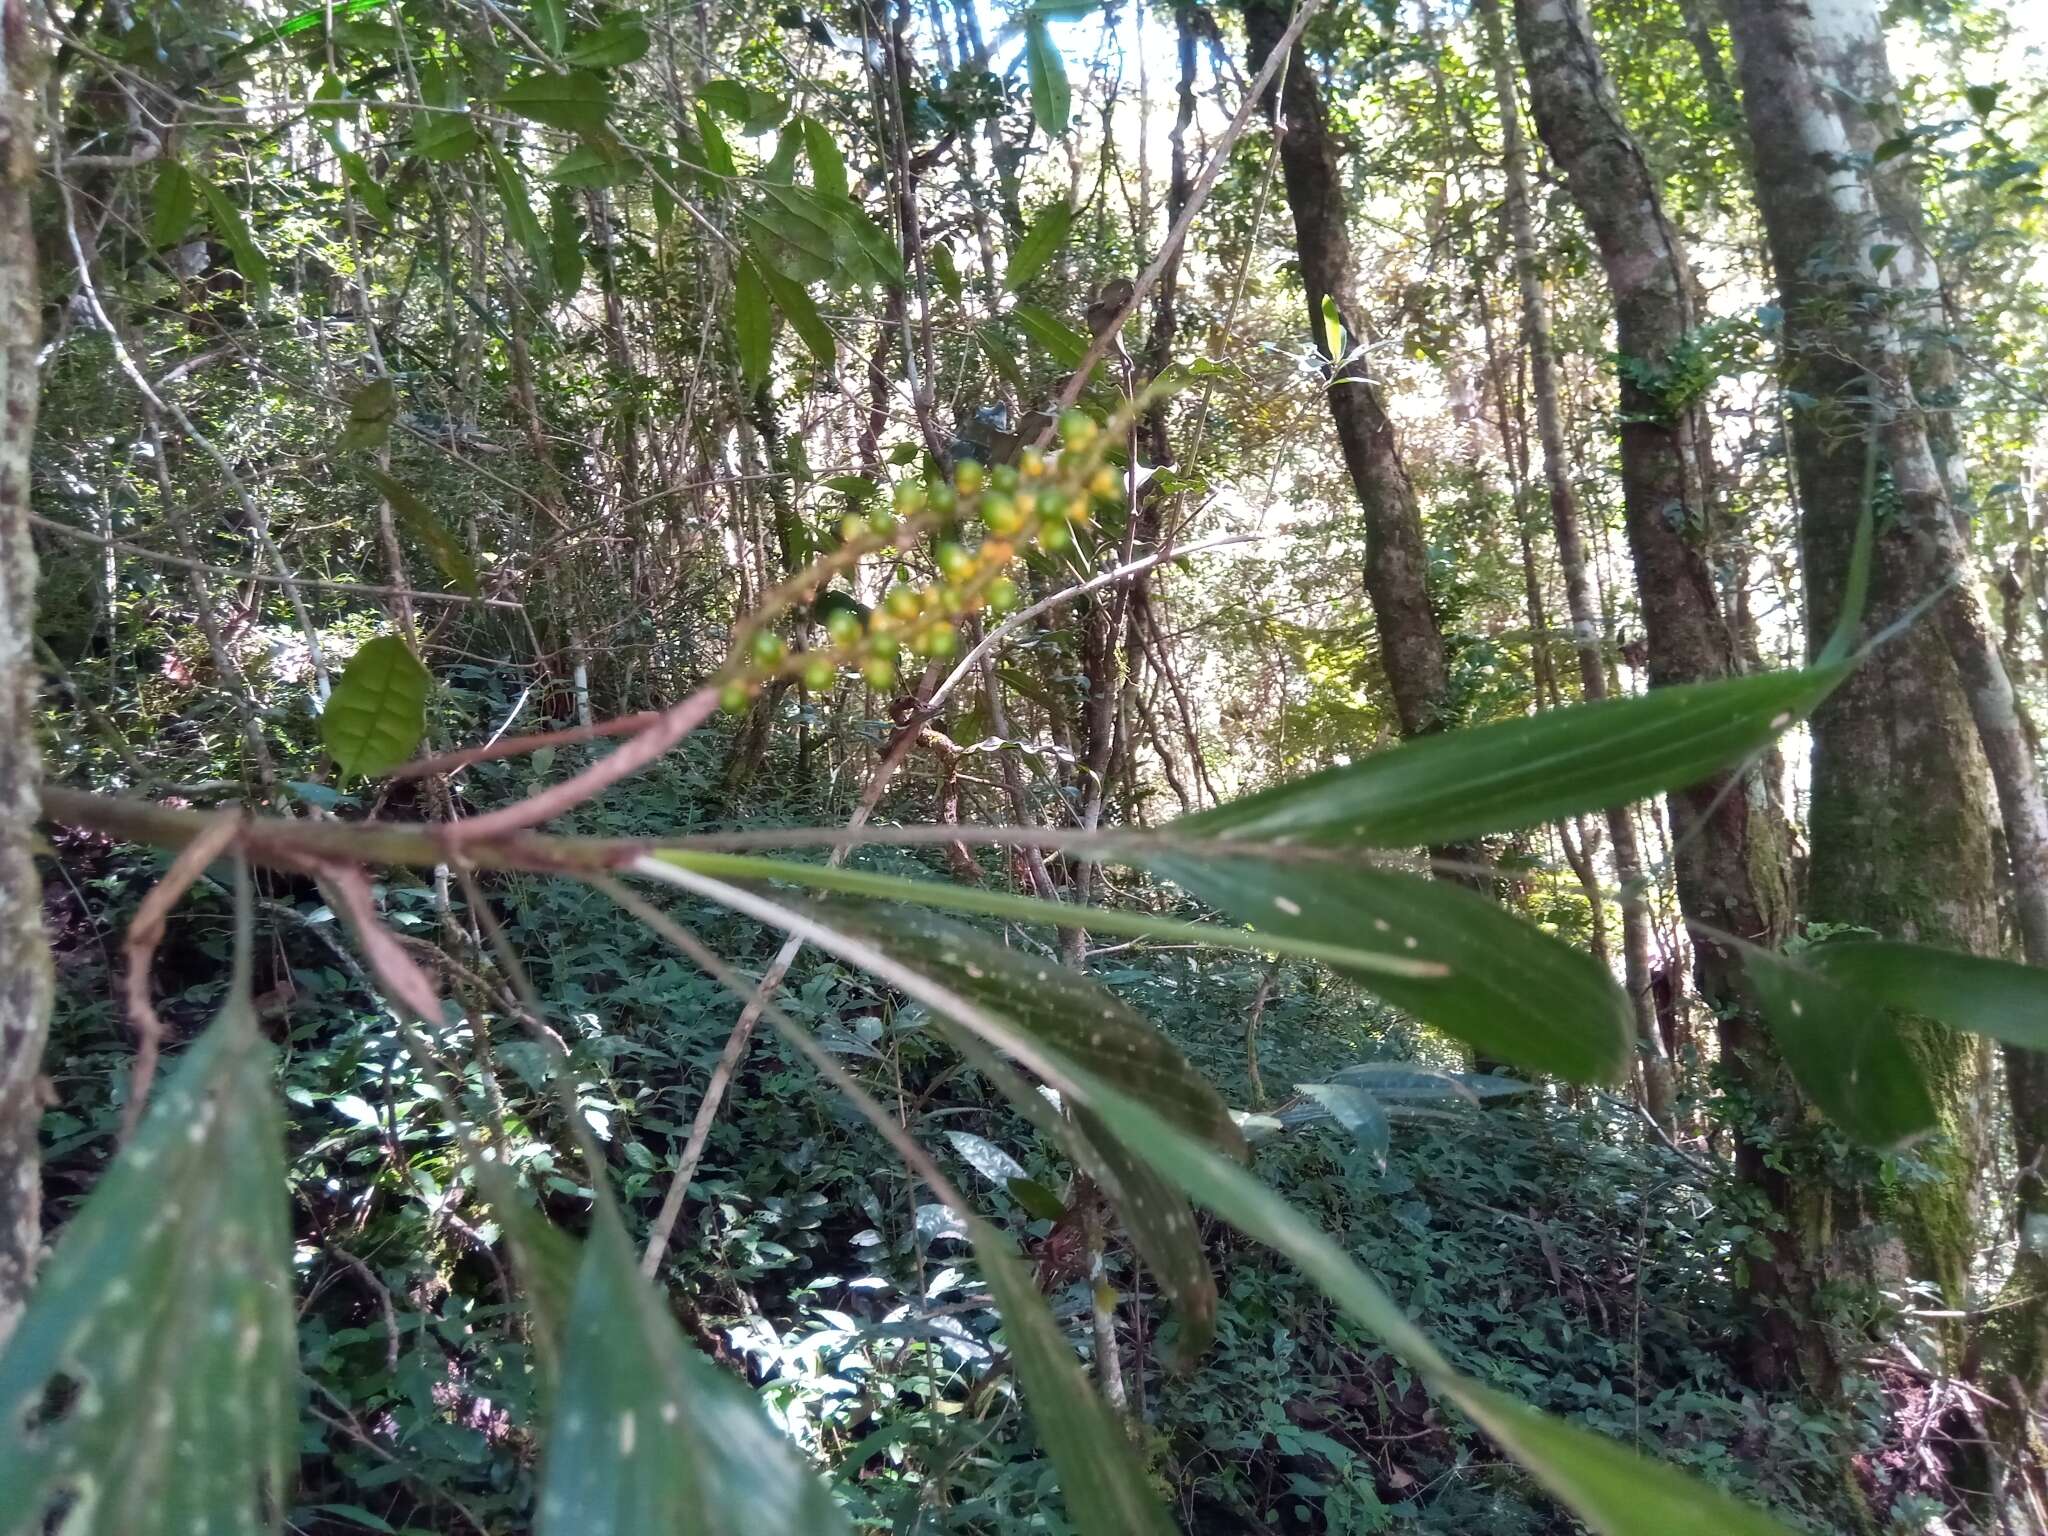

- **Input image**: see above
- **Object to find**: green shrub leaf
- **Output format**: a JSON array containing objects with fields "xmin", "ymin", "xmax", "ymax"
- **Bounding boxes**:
[
  {"xmin": 321, "ymin": 634, "xmax": 432, "ymax": 780},
  {"xmin": 1004, "ymin": 198, "xmax": 1073, "ymax": 291},
  {"xmin": 362, "ymin": 469, "xmax": 480, "ymax": 595},
  {"xmin": 1025, "ymin": 14, "xmax": 1070, "ymax": 135},
  {"xmin": 1742, "ymin": 947, "xmax": 1935, "ymax": 1147}
]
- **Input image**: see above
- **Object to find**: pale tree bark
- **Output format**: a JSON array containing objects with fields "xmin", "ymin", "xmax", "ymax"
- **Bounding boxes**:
[
  {"xmin": 0, "ymin": 0, "xmax": 46, "ymax": 1345},
  {"xmin": 1478, "ymin": 0, "xmax": 1670, "ymax": 1132},
  {"xmin": 1727, "ymin": 0, "xmax": 2014, "ymax": 1349}
]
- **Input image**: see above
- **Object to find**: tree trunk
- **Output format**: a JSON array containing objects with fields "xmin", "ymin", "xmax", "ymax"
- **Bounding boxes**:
[
  {"xmin": 1479, "ymin": 0, "xmax": 1669, "ymax": 1130},
  {"xmin": 1508, "ymin": 0, "xmax": 1811, "ymax": 1377},
  {"xmin": 1725, "ymin": 0, "xmax": 2005, "ymax": 1329},
  {"xmin": 0, "ymin": 2, "xmax": 47, "ymax": 1345},
  {"xmin": 1241, "ymin": 0, "xmax": 1453, "ymax": 741}
]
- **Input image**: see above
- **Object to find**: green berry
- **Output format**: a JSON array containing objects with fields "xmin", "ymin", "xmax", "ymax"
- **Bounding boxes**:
[
  {"xmin": 982, "ymin": 493, "xmax": 1024, "ymax": 537},
  {"xmin": 928, "ymin": 626, "xmax": 958, "ymax": 657},
  {"xmin": 839, "ymin": 513, "xmax": 868, "ymax": 545},
  {"xmin": 803, "ymin": 658, "xmax": 836, "ymax": 692},
  {"xmin": 720, "ymin": 682, "xmax": 752, "ymax": 713},
  {"xmin": 936, "ymin": 541, "xmax": 976, "ymax": 581},
  {"xmin": 867, "ymin": 505, "xmax": 897, "ymax": 536},
  {"xmin": 893, "ymin": 480, "xmax": 927, "ymax": 516},
  {"xmin": 863, "ymin": 655, "xmax": 898, "ymax": 691},
  {"xmin": 954, "ymin": 459, "xmax": 984, "ymax": 495},
  {"xmin": 1039, "ymin": 520, "xmax": 1071, "ymax": 552},
  {"xmin": 991, "ymin": 463, "xmax": 1019, "ymax": 493},
  {"xmin": 1059, "ymin": 408, "xmax": 1097, "ymax": 447},
  {"xmin": 988, "ymin": 576, "xmax": 1022, "ymax": 613},
  {"xmin": 749, "ymin": 630, "xmax": 786, "ymax": 667},
  {"xmin": 927, "ymin": 479, "xmax": 958, "ymax": 516},
  {"xmin": 825, "ymin": 608, "xmax": 863, "ymax": 645},
  {"xmin": 886, "ymin": 584, "xmax": 922, "ymax": 620}
]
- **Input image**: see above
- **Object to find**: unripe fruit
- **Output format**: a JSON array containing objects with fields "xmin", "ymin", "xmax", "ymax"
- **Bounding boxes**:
[
  {"xmin": 749, "ymin": 631, "xmax": 786, "ymax": 667},
  {"xmin": 1039, "ymin": 520, "xmax": 1071, "ymax": 552},
  {"xmin": 988, "ymin": 576, "xmax": 1022, "ymax": 612},
  {"xmin": 1018, "ymin": 446, "xmax": 1047, "ymax": 478},
  {"xmin": 981, "ymin": 539, "xmax": 1014, "ymax": 566},
  {"xmin": 1011, "ymin": 490, "xmax": 1038, "ymax": 520},
  {"xmin": 928, "ymin": 626, "xmax": 958, "ymax": 657},
  {"xmin": 863, "ymin": 655, "xmax": 898, "ymax": 690},
  {"xmin": 867, "ymin": 505, "xmax": 897, "ymax": 536},
  {"xmin": 893, "ymin": 481, "xmax": 926, "ymax": 516},
  {"xmin": 954, "ymin": 460, "xmax": 984, "ymax": 495},
  {"xmin": 1059, "ymin": 448, "xmax": 1088, "ymax": 478},
  {"xmin": 825, "ymin": 608, "xmax": 863, "ymax": 645},
  {"xmin": 927, "ymin": 479, "xmax": 958, "ymax": 515},
  {"xmin": 839, "ymin": 513, "xmax": 867, "ymax": 545},
  {"xmin": 886, "ymin": 584, "xmax": 922, "ymax": 620},
  {"xmin": 1063, "ymin": 494, "xmax": 1092, "ymax": 523},
  {"xmin": 936, "ymin": 541, "xmax": 976, "ymax": 581},
  {"xmin": 991, "ymin": 463, "xmax": 1019, "ymax": 493},
  {"xmin": 1058, "ymin": 408, "xmax": 1097, "ymax": 447},
  {"xmin": 720, "ymin": 682, "xmax": 752, "ymax": 713},
  {"xmin": 1089, "ymin": 466, "xmax": 1121, "ymax": 501},
  {"xmin": 803, "ymin": 658, "xmax": 836, "ymax": 692},
  {"xmin": 982, "ymin": 493, "xmax": 1024, "ymax": 537}
]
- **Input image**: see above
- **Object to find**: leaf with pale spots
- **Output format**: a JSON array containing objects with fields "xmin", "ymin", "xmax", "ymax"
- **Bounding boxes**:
[
  {"xmin": 968, "ymin": 1213, "xmax": 1178, "ymax": 1536},
  {"xmin": 0, "ymin": 994, "xmax": 294, "ymax": 1535},
  {"xmin": 1176, "ymin": 663, "xmax": 1846, "ymax": 850},
  {"xmin": 812, "ymin": 903, "xmax": 1231, "ymax": 1362},
  {"xmin": 1144, "ymin": 853, "xmax": 1633, "ymax": 1084},
  {"xmin": 537, "ymin": 1205, "xmax": 849, "ymax": 1536},
  {"xmin": 1742, "ymin": 946, "xmax": 1936, "ymax": 1148}
]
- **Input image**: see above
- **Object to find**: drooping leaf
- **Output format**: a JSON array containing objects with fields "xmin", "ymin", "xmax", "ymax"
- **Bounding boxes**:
[
  {"xmin": 412, "ymin": 64, "xmax": 481, "ymax": 159},
  {"xmin": 1177, "ymin": 664, "xmax": 1847, "ymax": 851},
  {"xmin": 977, "ymin": 321, "xmax": 1032, "ymax": 398},
  {"xmin": 151, "ymin": 160, "xmax": 197, "ymax": 247},
  {"xmin": 1011, "ymin": 302, "xmax": 1089, "ymax": 367},
  {"xmin": 552, "ymin": 139, "xmax": 634, "ymax": 187},
  {"xmin": 1327, "ymin": 1063, "xmax": 1534, "ymax": 1101},
  {"xmin": 761, "ymin": 122, "xmax": 803, "ymax": 184},
  {"xmin": 799, "ymin": 113, "xmax": 848, "ymax": 199},
  {"xmin": 1025, "ymin": 13, "xmax": 1070, "ymax": 136},
  {"xmin": 321, "ymin": 634, "xmax": 433, "ymax": 780},
  {"xmin": 1145, "ymin": 852, "xmax": 1633, "ymax": 1084},
  {"xmin": 1008, "ymin": 1175, "xmax": 1068, "ymax": 1222},
  {"xmin": 750, "ymin": 248, "xmax": 835, "ymax": 366},
  {"xmin": 549, "ymin": 188, "xmax": 587, "ymax": 294},
  {"xmin": 338, "ymin": 378, "xmax": 398, "ymax": 452},
  {"xmin": 1742, "ymin": 947, "xmax": 1935, "ymax": 1148},
  {"xmin": 563, "ymin": 11, "xmax": 650, "ymax": 67},
  {"xmin": 700, "ymin": 78, "xmax": 786, "ymax": 134},
  {"xmin": 1004, "ymin": 198, "xmax": 1073, "ymax": 292},
  {"xmin": 731, "ymin": 255, "xmax": 773, "ymax": 389},
  {"xmin": 1321, "ymin": 292, "xmax": 1344, "ymax": 361},
  {"xmin": 931, "ymin": 240, "xmax": 964, "ymax": 303},
  {"xmin": 363, "ymin": 469, "xmax": 481, "ymax": 595},
  {"xmin": 1297, "ymin": 1082, "xmax": 1390, "ymax": 1165},
  {"xmin": 498, "ymin": 70, "xmax": 614, "ymax": 133},
  {"xmin": 488, "ymin": 147, "xmax": 554, "ymax": 283},
  {"xmin": 968, "ymin": 1215, "xmax": 1179, "ymax": 1536},
  {"xmin": 532, "ymin": 0, "xmax": 569, "ymax": 54},
  {"xmin": 324, "ymin": 131, "xmax": 391, "ymax": 222},
  {"xmin": 193, "ymin": 172, "xmax": 272, "ymax": 300},
  {"xmin": 0, "ymin": 989, "xmax": 294, "ymax": 1533},
  {"xmin": 689, "ymin": 104, "xmax": 737, "ymax": 178},
  {"xmin": 536, "ymin": 1207, "xmax": 851, "ymax": 1535},
  {"xmin": 1804, "ymin": 941, "xmax": 2048, "ymax": 1051}
]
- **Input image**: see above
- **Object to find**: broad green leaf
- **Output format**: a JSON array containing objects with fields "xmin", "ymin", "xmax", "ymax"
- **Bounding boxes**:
[
  {"xmin": 1025, "ymin": 14, "xmax": 1070, "ymax": 136},
  {"xmin": 761, "ymin": 122, "xmax": 803, "ymax": 184},
  {"xmin": 550, "ymin": 188, "xmax": 586, "ymax": 295},
  {"xmin": 1008, "ymin": 1175, "xmax": 1068, "ymax": 1222},
  {"xmin": 734, "ymin": 257, "xmax": 773, "ymax": 388},
  {"xmin": 931, "ymin": 240, "xmax": 964, "ymax": 303},
  {"xmin": 0, "ymin": 989, "xmax": 293, "ymax": 1534},
  {"xmin": 532, "ymin": 0, "xmax": 568, "ymax": 53},
  {"xmin": 363, "ymin": 468, "xmax": 480, "ymax": 595},
  {"xmin": 1145, "ymin": 852, "xmax": 1632, "ymax": 1083},
  {"xmin": 759, "ymin": 183, "xmax": 903, "ymax": 287},
  {"xmin": 945, "ymin": 1130, "xmax": 1027, "ymax": 1184},
  {"xmin": 338, "ymin": 378, "xmax": 398, "ymax": 452},
  {"xmin": 978, "ymin": 321, "xmax": 1032, "ymax": 398},
  {"xmin": 1298, "ymin": 1081, "xmax": 1390, "ymax": 1165},
  {"xmin": 742, "ymin": 210, "xmax": 837, "ymax": 286},
  {"xmin": 1004, "ymin": 198, "xmax": 1072, "ymax": 292},
  {"xmin": 499, "ymin": 70, "xmax": 613, "ymax": 133},
  {"xmin": 193, "ymin": 173, "xmax": 271, "ymax": 299},
  {"xmin": 1178, "ymin": 663, "xmax": 1847, "ymax": 851},
  {"xmin": 968, "ymin": 1214, "xmax": 1178, "ymax": 1536},
  {"xmin": 412, "ymin": 64, "xmax": 480, "ymax": 160},
  {"xmin": 563, "ymin": 11, "xmax": 650, "ymax": 67},
  {"xmin": 700, "ymin": 78, "xmax": 787, "ymax": 134},
  {"xmin": 309, "ymin": 71, "xmax": 363, "ymax": 119},
  {"xmin": 323, "ymin": 131, "xmax": 391, "ymax": 222},
  {"xmin": 750, "ymin": 250, "xmax": 835, "ymax": 367},
  {"xmin": 489, "ymin": 148, "xmax": 553, "ymax": 278},
  {"xmin": 151, "ymin": 160, "xmax": 197, "ymax": 247},
  {"xmin": 1806, "ymin": 941, "xmax": 2048, "ymax": 1049},
  {"xmin": 1321, "ymin": 292, "xmax": 1344, "ymax": 360},
  {"xmin": 648, "ymin": 848, "xmax": 1450, "ymax": 981},
  {"xmin": 321, "ymin": 634, "xmax": 432, "ymax": 780},
  {"xmin": 689, "ymin": 105, "xmax": 737, "ymax": 178},
  {"xmin": 1742, "ymin": 948, "xmax": 1934, "ymax": 1148},
  {"xmin": 1012, "ymin": 302, "xmax": 1089, "ymax": 367},
  {"xmin": 537, "ymin": 1207, "xmax": 850, "ymax": 1535},
  {"xmin": 799, "ymin": 114, "xmax": 848, "ymax": 199},
  {"xmin": 552, "ymin": 140, "xmax": 634, "ymax": 187}
]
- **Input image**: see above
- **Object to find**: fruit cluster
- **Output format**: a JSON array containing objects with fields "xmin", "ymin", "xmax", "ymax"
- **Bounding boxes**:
[{"xmin": 720, "ymin": 406, "xmax": 1128, "ymax": 711}]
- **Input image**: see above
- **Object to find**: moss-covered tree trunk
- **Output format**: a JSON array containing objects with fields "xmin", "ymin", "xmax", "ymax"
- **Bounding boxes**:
[
  {"xmin": 0, "ymin": 0, "xmax": 47, "ymax": 1346},
  {"xmin": 1725, "ymin": 0, "xmax": 2000, "ymax": 1324},
  {"xmin": 1508, "ymin": 0, "xmax": 1813, "ymax": 1382}
]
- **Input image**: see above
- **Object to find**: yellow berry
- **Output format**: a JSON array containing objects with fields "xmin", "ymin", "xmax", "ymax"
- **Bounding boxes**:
[
  {"xmin": 1089, "ymin": 466, "xmax": 1121, "ymax": 501},
  {"xmin": 1064, "ymin": 494, "xmax": 1092, "ymax": 523},
  {"xmin": 1018, "ymin": 447, "xmax": 1047, "ymax": 478},
  {"xmin": 886, "ymin": 584, "xmax": 922, "ymax": 620},
  {"xmin": 982, "ymin": 539, "xmax": 1015, "ymax": 566},
  {"xmin": 983, "ymin": 493, "xmax": 1024, "ymax": 537},
  {"xmin": 954, "ymin": 460, "xmax": 983, "ymax": 495}
]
